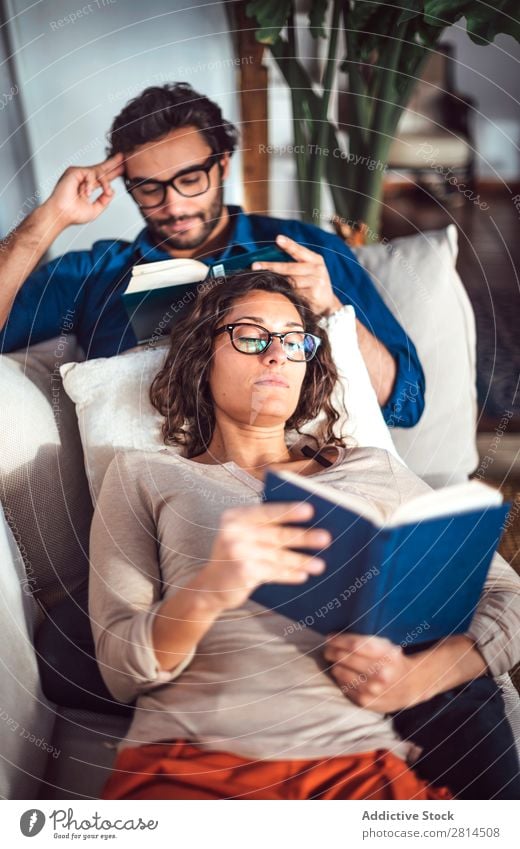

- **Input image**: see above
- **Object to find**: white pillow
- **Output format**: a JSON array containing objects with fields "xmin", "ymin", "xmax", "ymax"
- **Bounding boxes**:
[
  {"xmin": 298, "ymin": 304, "xmax": 399, "ymax": 460},
  {"xmin": 355, "ymin": 225, "xmax": 478, "ymax": 488},
  {"xmin": 61, "ymin": 347, "xmax": 166, "ymax": 502},
  {"xmin": 61, "ymin": 305, "xmax": 398, "ymax": 502}
]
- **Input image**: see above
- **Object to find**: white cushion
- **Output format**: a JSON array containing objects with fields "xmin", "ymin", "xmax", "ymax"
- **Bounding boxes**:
[
  {"xmin": 298, "ymin": 305, "xmax": 400, "ymax": 459},
  {"xmin": 61, "ymin": 305, "xmax": 399, "ymax": 502},
  {"xmin": 61, "ymin": 346, "xmax": 166, "ymax": 502},
  {"xmin": 355, "ymin": 225, "xmax": 478, "ymax": 488}
]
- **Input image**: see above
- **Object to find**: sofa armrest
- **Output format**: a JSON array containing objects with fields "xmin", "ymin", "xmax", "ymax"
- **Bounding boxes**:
[
  {"xmin": 0, "ymin": 336, "xmax": 92, "ymax": 608},
  {"xmin": 0, "ymin": 505, "xmax": 56, "ymax": 798}
]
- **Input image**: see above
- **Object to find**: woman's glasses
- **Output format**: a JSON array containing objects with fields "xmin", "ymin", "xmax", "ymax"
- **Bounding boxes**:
[
  {"xmin": 214, "ymin": 323, "xmax": 321, "ymax": 362},
  {"xmin": 125, "ymin": 157, "xmax": 217, "ymax": 208}
]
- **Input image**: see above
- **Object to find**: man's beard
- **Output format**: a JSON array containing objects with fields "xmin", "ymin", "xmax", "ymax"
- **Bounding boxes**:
[{"xmin": 144, "ymin": 187, "xmax": 224, "ymax": 252}]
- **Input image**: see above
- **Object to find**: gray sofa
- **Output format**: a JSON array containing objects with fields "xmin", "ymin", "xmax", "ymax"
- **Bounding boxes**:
[
  {"xmin": 1, "ymin": 227, "xmax": 519, "ymax": 799},
  {"xmin": 0, "ymin": 336, "xmax": 132, "ymax": 799}
]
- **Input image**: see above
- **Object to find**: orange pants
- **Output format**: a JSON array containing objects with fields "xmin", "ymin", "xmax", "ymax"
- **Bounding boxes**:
[{"xmin": 102, "ymin": 741, "xmax": 452, "ymax": 800}]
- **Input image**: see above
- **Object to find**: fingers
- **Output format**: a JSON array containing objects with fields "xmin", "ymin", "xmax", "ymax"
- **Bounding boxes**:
[
  {"xmin": 96, "ymin": 174, "xmax": 113, "ymax": 200},
  {"xmin": 275, "ymin": 234, "xmax": 320, "ymax": 262},
  {"xmin": 254, "ymin": 544, "xmax": 325, "ymax": 583},
  {"xmin": 253, "ymin": 264, "xmax": 320, "ymax": 286},
  {"xmin": 325, "ymin": 639, "xmax": 401, "ymax": 703},
  {"xmin": 324, "ymin": 634, "xmax": 403, "ymax": 688},
  {"xmin": 91, "ymin": 189, "xmax": 114, "ymax": 213},
  {"xmin": 77, "ymin": 154, "xmax": 124, "ymax": 195},
  {"xmin": 252, "ymin": 260, "xmax": 297, "ymax": 276},
  {"xmin": 330, "ymin": 667, "xmax": 388, "ymax": 703},
  {"xmin": 250, "ymin": 261, "xmax": 321, "ymax": 283},
  {"xmin": 325, "ymin": 633, "xmax": 399, "ymax": 657},
  {"xmin": 271, "ymin": 549, "xmax": 326, "ymax": 582},
  {"xmin": 57, "ymin": 155, "xmax": 123, "ymax": 199},
  {"xmin": 78, "ymin": 172, "xmax": 114, "ymax": 213},
  {"xmin": 221, "ymin": 507, "xmax": 331, "ymax": 558},
  {"xmin": 219, "ymin": 542, "xmax": 325, "ymax": 587},
  {"xmin": 100, "ymin": 151, "xmax": 124, "ymax": 167},
  {"xmin": 286, "ymin": 278, "xmax": 315, "ymax": 296},
  {"xmin": 221, "ymin": 512, "xmax": 331, "ymax": 561},
  {"xmin": 76, "ymin": 170, "xmax": 109, "ymax": 198},
  {"xmin": 265, "ymin": 524, "xmax": 331, "ymax": 551},
  {"xmin": 98, "ymin": 151, "xmax": 125, "ymax": 177},
  {"xmin": 216, "ymin": 502, "xmax": 332, "ymax": 596},
  {"xmin": 326, "ymin": 649, "xmax": 396, "ymax": 680},
  {"xmin": 249, "ymin": 234, "xmax": 335, "ymax": 322}
]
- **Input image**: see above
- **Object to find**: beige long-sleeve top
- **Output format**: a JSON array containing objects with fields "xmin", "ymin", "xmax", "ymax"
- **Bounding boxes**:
[{"xmin": 89, "ymin": 443, "xmax": 520, "ymax": 761}]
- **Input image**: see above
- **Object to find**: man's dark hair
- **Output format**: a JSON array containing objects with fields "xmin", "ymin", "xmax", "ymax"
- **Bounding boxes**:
[{"xmin": 107, "ymin": 82, "xmax": 239, "ymax": 157}]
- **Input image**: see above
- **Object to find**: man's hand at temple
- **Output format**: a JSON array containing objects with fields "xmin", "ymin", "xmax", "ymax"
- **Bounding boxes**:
[
  {"xmin": 0, "ymin": 153, "xmax": 124, "ymax": 332},
  {"xmin": 46, "ymin": 152, "xmax": 125, "ymax": 226},
  {"xmin": 253, "ymin": 233, "xmax": 397, "ymax": 405}
]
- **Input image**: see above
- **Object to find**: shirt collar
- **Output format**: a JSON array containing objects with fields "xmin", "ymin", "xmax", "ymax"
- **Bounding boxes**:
[{"xmin": 131, "ymin": 205, "xmax": 258, "ymax": 266}]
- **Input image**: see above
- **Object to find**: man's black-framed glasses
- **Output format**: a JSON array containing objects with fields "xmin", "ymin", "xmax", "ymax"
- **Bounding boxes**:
[
  {"xmin": 214, "ymin": 323, "xmax": 322, "ymax": 362},
  {"xmin": 125, "ymin": 156, "xmax": 217, "ymax": 208}
]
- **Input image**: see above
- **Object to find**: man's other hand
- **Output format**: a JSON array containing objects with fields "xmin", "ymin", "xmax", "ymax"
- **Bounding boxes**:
[
  {"xmin": 252, "ymin": 234, "xmax": 342, "ymax": 317},
  {"xmin": 45, "ymin": 152, "xmax": 125, "ymax": 226}
]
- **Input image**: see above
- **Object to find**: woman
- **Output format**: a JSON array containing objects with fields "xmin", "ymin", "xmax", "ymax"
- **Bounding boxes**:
[{"xmin": 90, "ymin": 272, "xmax": 520, "ymax": 800}]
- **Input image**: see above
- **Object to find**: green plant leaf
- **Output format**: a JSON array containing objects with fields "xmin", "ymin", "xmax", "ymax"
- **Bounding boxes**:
[
  {"xmin": 414, "ymin": 17, "xmax": 444, "ymax": 47},
  {"xmin": 348, "ymin": 1, "xmax": 381, "ymax": 31},
  {"xmin": 245, "ymin": 0, "xmax": 293, "ymax": 44},
  {"xmin": 309, "ymin": 0, "xmax": 330, "ymax": 39},
  {"xmin": 424, "ymin": 0, "xmax": 520, "ymax": 43},
  {"xmin": 396, "ymin": 1, "xmax": 426, "ymax": 27},
  {"xmin": 465, "ymin": 1, "xmax": 520, "ymax": 44},
  {"xmin": 346, "ymin": 6, "xmax": 407, "ymax": 63},
  {"xmin": 393, "ymin": 39, "xmax": 429, "ymax": 97},
  {"xmin": 423, "ymin": 0, "xmax": 468, "ymax": 28}
]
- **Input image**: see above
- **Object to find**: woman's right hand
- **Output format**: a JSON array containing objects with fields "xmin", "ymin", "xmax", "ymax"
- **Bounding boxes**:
[{"xmin": 198, "ymin": 502, "xmax": 331, "ymax": 612}]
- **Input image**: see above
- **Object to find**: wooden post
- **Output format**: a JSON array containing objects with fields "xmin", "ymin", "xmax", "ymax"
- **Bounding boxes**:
[{"xmin": 227, "ymin": 1, "xmax": 269, "ymax": 213}]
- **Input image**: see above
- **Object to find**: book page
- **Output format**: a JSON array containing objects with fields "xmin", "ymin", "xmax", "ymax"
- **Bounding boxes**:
[
  {"xmin": 390, "ymin": 480, "xmax": 503, "ymax": 526},
  {"xmin": 132, "ymin": 258, "xmax": 207, "ymax": 276},
  {"xmin": 274, "ymin": 472, "xmax": 503, "ymax": 529},
  {"xmin": 125, "ymin": 260, "xmax": 208, "ymax": 294}
]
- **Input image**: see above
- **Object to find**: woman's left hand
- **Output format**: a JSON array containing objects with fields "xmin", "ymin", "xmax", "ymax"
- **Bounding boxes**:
[{"xmin": 323, "ymin": 633, "xmax": 433, "ymax": 713}]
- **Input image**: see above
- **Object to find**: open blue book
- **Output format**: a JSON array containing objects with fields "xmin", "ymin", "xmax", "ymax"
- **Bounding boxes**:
[
  {"xmin": 122, "ymin": 245, "xmax": 292, "ymax": 344},
  {"xmin": 251, "ymin": 470, "xmax": 509, "ymax": 645}
]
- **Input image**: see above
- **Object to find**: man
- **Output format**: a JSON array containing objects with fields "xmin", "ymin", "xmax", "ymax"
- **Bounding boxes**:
[{"xmin": 0, "ymin": 82, "xmax": 424, "ymax": 427}]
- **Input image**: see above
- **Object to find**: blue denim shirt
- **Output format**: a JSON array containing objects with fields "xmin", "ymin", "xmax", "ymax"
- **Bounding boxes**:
[{"xmin": 0, "ymin": 205, "xmax": 424, "ymax": 426}]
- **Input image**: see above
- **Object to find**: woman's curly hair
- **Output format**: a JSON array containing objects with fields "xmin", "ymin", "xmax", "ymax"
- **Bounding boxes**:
[{"xmin": 150, "ymin": 270, "xmax": 345, "ymax": 458}]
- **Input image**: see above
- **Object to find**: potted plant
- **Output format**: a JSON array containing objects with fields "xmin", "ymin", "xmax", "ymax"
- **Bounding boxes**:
[{"xmin": 243, "ymin": 0, "xmax": 520, "ymax": 236}]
